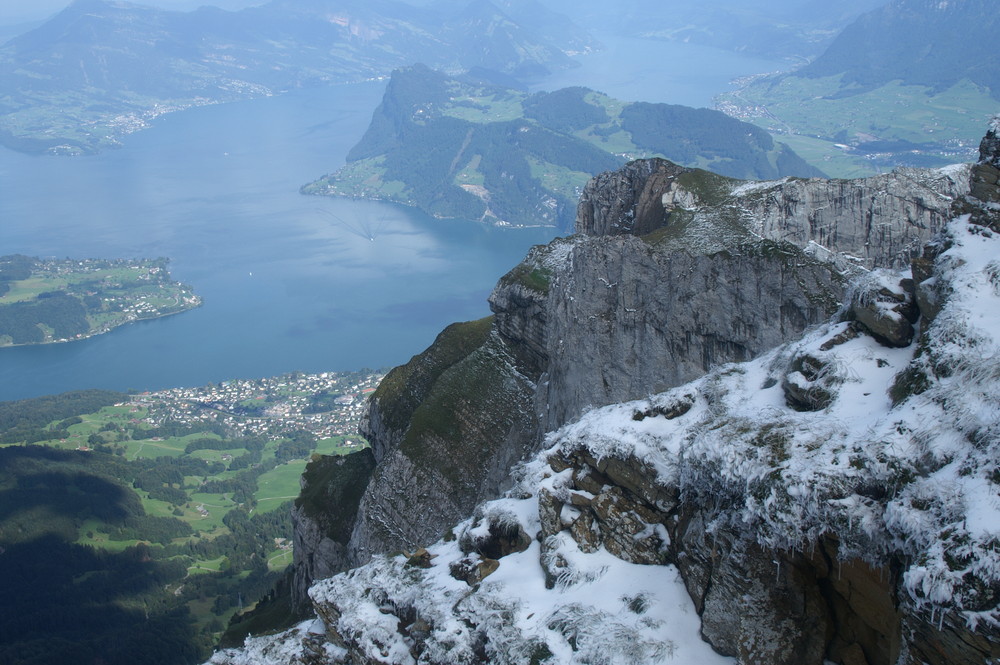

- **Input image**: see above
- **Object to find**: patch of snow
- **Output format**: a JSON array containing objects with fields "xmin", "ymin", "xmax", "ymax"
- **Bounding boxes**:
[
  {"xmin": 308, "ymin": 501, "xmax": 733, "ymax": 665},
  {"xmin": 207, "ymin": 619, "xmax": 323, "ymax": 665},
  {"xmin": 730, "ymin": 178, "xmax": 789, "ymax": 197}
]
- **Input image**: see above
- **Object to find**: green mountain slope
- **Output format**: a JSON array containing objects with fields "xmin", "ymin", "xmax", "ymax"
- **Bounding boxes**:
[
  {"xmin": 0, "ymin": 369, "xmax": 380, "ymax": 664},
  {"xmin": 303, "ymin": 65, "xmax": 825, "ymax": 229},
  {"xmin": 716, "ymin": 0, "xmax": 999, "ymax": 177}
]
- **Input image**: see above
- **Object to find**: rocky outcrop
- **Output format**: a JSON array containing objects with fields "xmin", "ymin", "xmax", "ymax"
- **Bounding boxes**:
[
  {"xmin": 292, "ymin": 152, "xmax": 979, "ymax": 603},
  {"xmin": 221, "ymin": 125, "xmax": 1000, "ymax": 665},
  {"xmin": 536, "ymin": 235, "xmax": 844, "ymax": 431},
  {"xmin": 290, "ymin": 450, "xmax": 377, "ymax": 610},
  {"xmin": 536, "ymin": 443, "xmax": 998, "ymax": 665},
  {"xmin": 577, "ymin": 159, "xmax": 969, "ymax": 269},
  {"xmin": 347, "ymin": 320, "xmax": 538, "ymax": 565},
  {"xmin": 575, "ymin": 159, "xmax": 689, "ymax": 236},
  {"xmin": 970, "ymin": 117, "xmax": 1000, "ymax": 204}
]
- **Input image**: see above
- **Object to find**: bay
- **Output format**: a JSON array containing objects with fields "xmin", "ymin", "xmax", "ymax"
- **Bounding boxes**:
[{"xmin": 0, "ymin": 37, "xmax": 786, "ymax": 403}]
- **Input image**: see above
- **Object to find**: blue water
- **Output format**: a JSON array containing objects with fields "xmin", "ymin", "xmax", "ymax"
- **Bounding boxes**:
[
  {"xmin": 530, "ymin": 35, "xmax": 785, "ymax": 109},
  {"xmin": 0, "ymin": 83, "xmax": 556, "ymax": 400},
  {"xmin": 0, "ymin": 39, "xmax": 785, "ymax": 402}
]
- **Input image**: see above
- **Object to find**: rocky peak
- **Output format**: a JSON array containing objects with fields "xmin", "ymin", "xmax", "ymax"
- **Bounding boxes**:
[
  {"xmin": 579, "ymin": 156, "xmax": 969, "ymax": 269},
  {"xmin": 575, "ymin": 158, "xmax": 690, "ymax": 236},
  {"xmin": 970, "ymin": 115, "xmax": 1000, "ymax": 203},
  {"xmin": 980, "ymin": 116, "xmax": 1000, "ymax": 167},
  {"xmin": 286, "ymin": 128, "xmax": 995, "ymax": 629}
]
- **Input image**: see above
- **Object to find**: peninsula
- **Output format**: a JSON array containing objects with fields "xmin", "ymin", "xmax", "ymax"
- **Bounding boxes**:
[{"xmin": 0, "ymin": 255, "xmax": 201, "ymax": 346}]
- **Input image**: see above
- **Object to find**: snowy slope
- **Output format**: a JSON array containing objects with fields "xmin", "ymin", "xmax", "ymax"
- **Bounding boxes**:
[
  {"xmin": 207, "ymin": 214, "xmax": 999, "ymax": 664},
  {"xmin": 552, "ymin": 214, "xmax": 1000, "ymax": 630}
]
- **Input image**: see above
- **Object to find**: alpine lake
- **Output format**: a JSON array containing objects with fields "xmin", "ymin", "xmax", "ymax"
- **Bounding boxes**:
[{"xmin": 0, "ymin": 37, "xmax": 785, "ymax": 402}]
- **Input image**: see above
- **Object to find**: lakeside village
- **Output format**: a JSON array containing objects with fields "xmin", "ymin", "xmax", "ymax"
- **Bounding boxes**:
[
  {"xmin": 0, "ymin": 255, "xmax": 202, "ymax": 347},
  {"xmin": 126, "ymin": 369, "xmax": 384, "ymax": 444}
]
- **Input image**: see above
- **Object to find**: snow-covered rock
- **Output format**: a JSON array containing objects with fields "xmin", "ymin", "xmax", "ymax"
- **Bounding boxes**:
[{"xmin": 212, "ymin": 210, "xmax": 1000, "ymax": 665}]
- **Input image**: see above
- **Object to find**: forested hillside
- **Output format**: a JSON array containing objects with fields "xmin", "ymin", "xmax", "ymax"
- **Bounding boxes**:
[{"xmin": 303, "ymin": 65, "xmax": 823, "ymax": 228}]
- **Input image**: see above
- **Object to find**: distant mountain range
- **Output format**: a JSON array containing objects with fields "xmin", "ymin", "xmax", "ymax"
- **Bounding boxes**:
[
  {"xmin": 715, "ymin": 0, "xmax": 999, "ymax": 176},
  {"xmin": 302, "ymin": 65, "xmax": 825, "ymax": 229},
  {"xmin": 0, "ymin": 0, "xmax": 595, "ymax": 154},
  {"xmin": 799, "ymin": 0, "xmax": 1000, "ymax": 96}
]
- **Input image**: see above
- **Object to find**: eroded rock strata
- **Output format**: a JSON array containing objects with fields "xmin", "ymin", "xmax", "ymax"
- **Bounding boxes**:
[
  {"xmin": 266, "ymin": 123, "xmax": 1000, "ymax": 665},
  {"xmin": 321, "ymin": 154, "xmax": 966, "ymax": 584}
]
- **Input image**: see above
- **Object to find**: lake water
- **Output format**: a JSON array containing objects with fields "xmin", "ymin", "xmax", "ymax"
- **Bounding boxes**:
[
  {"xmin": 0, "ymin": 38, "xmax": 784, "ymax": 402},
  {"xmin": 530, "ymin": 35, "xmax": 785, "ymax": 109}
]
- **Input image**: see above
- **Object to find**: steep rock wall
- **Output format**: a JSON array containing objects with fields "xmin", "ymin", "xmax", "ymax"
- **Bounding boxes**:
[
  {"xmin": 577, "ymin": 159, "xmax": 970, "ymax": 269},
  {"xmin": 348, "ymin": 321, "xmax": 538, "ymax": 565},
  {"xmin": 290, "ymin": 449, "xmax": 377, "ymax": 610},
  {"xmin": 293, "ymin": 155, "xmax": 976, "ymax": 596},
  {"xmin": 536, "ymin": 235, "xmax": 843, "ymax": 431}
]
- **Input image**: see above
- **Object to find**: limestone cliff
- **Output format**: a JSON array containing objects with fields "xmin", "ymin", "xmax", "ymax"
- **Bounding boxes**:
[
  {"xmin": 290, "ymin": 450, "xmax": 377, "ymax": 609},
  {"xmin": 230, "ymin": 123, "xmax": 1000, "ymax": 665},
  {"xmin": 289, "ymin": 156, "xmax": 967, "ymax": 606},
  {"xmin": 215, "ymin": 123, "xmax": 1000, "ymax": 665}
]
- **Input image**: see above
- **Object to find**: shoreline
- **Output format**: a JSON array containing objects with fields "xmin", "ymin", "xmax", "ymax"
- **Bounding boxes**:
[{"xmin": 0, "ymin": 300, "xmax": 203, "ymax": 349}]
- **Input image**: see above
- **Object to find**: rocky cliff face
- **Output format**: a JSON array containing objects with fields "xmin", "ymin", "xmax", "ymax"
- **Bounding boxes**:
[
  {"xmin": 575, "ymin": 157, "xmax": 969, "ymax": 268},
  {"xmin": 290, "ymin": 450, "xmax": 377, "ymax": 609},
  {"xmin": 291, "ymin": 134, "xmax": 980, "ymax": 613},
  {"xmin": 233, "ymin": 123, "xmax": 1000, "ymax": 665}
]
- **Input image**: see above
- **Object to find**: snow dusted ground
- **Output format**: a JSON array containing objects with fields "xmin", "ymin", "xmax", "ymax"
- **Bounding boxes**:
[
  {"xmin": 552, "ymin": 215, "xmax": 1000, "ymax": 629},
  {"xmin": 306, "ymin": 494, "xmax": 732, "ymax": 665},
  {"xmin": 208, "ymin": 215, "xmax": 999, "ymax": 662}
]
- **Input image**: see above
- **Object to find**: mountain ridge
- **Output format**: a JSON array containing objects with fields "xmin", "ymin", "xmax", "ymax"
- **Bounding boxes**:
[
  {"xmin": 302, "ymin": 65, "xmax": 825, "ymax": 229},
  {"xmin": 0, "ymin": 0, "xmax": 586, "ymax": 154},
  {"xmin": 211, "ymin": 122, "xmax": 1000, "ymax": 665}
]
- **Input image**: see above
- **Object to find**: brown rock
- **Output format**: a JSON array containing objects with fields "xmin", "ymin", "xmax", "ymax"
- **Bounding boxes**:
[
  {"xmin": 448, "ymin": 555, "xmax": 500, "ymax": 586},
  {"xmin": 405, "ymin": 547, "xmax": 434, "ymax": 569},
  {"xmin": 568, "ymin": 509, "xmax": 601, "ymax": 554},
  {"xmin": 537, "ymin": 487, "xmax": 563, "ymax": 539},
  {"xmin": 591, "ymin": 486, "xmax": 669, "ymax": 565}
]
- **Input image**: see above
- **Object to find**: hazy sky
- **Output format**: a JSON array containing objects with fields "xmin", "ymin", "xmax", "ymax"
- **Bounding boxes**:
[{"xmin": 0, "ymin": 0, "xmax": 263, "ymax": 25}]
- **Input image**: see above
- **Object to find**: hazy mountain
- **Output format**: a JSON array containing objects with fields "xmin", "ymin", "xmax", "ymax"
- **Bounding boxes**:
[
  {"xmin": 715, "ymin": 0, "xmax": 999, "ymax": 176},
  {"xmin": 541, "ymin": 0, "xmax": 888, "ymax": 60},
  {"xmin": 434, "ymin": 0, "xmax": 600, "ymax": 56},
  {"xmin": 0, "ymin": 0, "xmax": 587, "ymax": 154},
  {"xmin": 302, "ymin": 65, "xmax": 824, "ymax": 229},
  {"xmin": 799, "ymin": 0, "xmax": 1000, "ymax": 97}
]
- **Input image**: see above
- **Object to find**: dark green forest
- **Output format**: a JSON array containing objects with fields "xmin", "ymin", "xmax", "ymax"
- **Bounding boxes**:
[
  {"xmin": 620, "ymin": 102, "xmax": 825, "ymax": 180},
  {"xmin": 0, "ymin": 391, "xmax": 346, "ymax": 665},
  {"xmin": 0, "ymin": 255, "xmax": 93, "ymax": 343},
  {"xmin": 0, "ymin": 291, "xmax": 90, "ymax": 344}
]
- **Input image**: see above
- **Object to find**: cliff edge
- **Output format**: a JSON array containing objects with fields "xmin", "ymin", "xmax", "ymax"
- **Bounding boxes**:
[
  {"xmin": 309, "ymin": 153, "xmax": 968, "ymax": 599},
  {"xmin": 213, "ymin": 121, "xmax": 1000, "ymax": 665}
]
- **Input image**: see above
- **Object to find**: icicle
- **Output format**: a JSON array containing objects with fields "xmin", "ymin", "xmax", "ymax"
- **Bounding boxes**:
[{"xmin": 939, "ymin": 608, "xmax": 945, "ymax": 632}]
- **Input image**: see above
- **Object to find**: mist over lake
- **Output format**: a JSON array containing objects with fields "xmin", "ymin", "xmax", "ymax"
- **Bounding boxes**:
[{"xmin": 0, "ymin": 40, "xmax": 784, "ymax": 402}]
